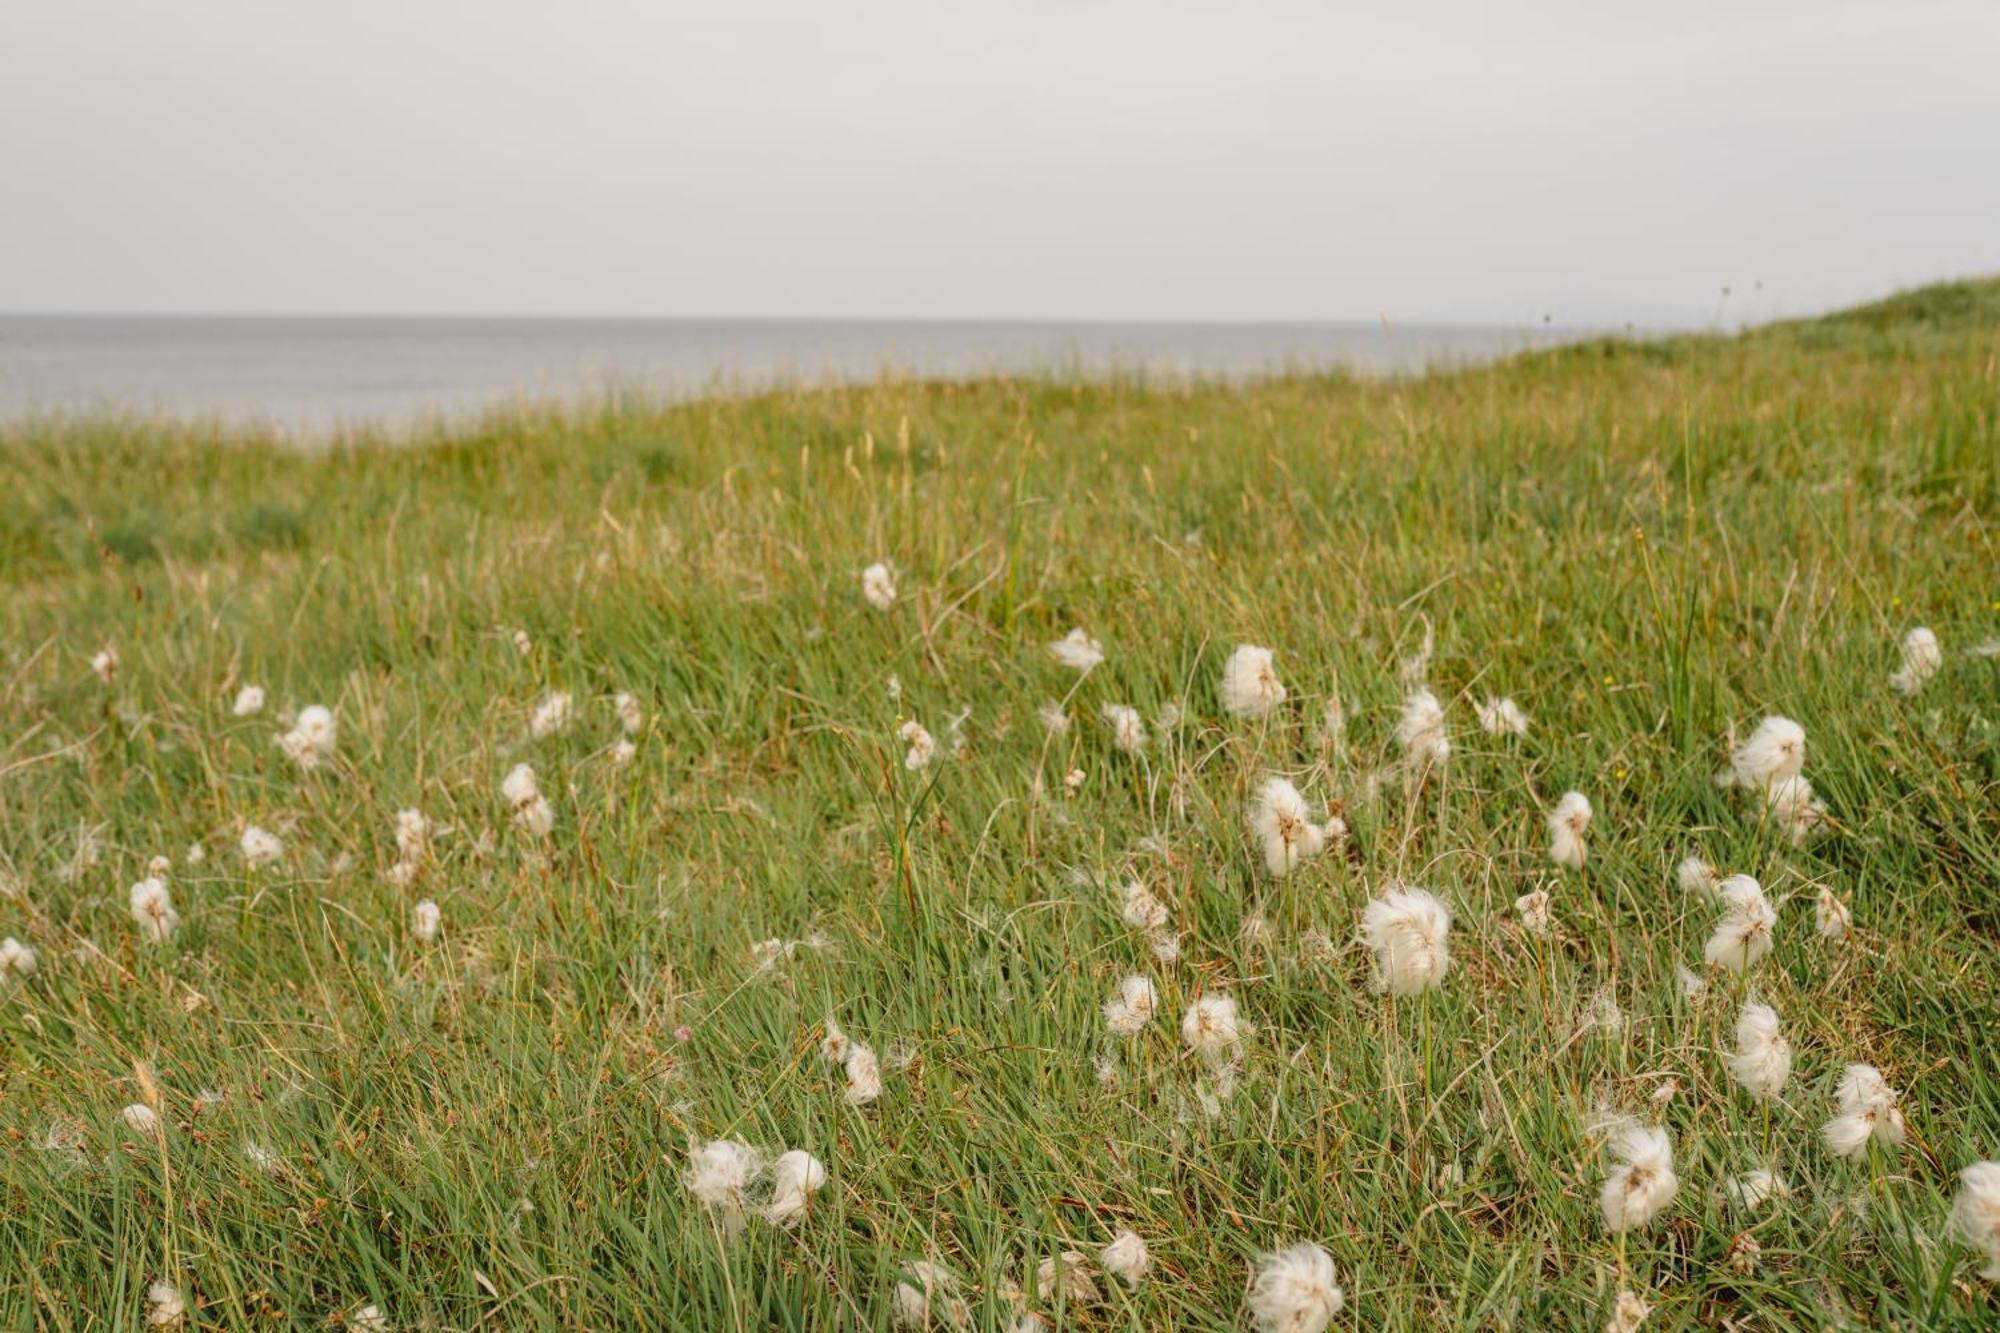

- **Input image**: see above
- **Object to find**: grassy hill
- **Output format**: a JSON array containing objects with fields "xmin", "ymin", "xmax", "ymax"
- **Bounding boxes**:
[{"xmin": 0, "ymin": 281, "xmax": 1995, "ymax": 1328}]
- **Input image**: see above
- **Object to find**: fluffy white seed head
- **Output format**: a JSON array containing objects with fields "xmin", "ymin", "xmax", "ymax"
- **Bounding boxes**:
[
  {"xmin": 1676, "ymin": 855, "xmax": 1721, "ymax": 900},
  {"xmin": 1476, "ymin": 695, "xmax": 1529, "ymax": 736},
  {"xmin": 529, "ymin": 691, "xmax": 573, "ymax": 739},
  {"xmin": 412, "ymin": 900, "xmax": 441, "ymax": 942},
  {"xmin": 893, "ymin": 1261, "xmax": 968, "ymax": 1329},
  {"xmin": 1890, "ymin": 626, "xmax": 1942, "ymax": 696},
  {"xmin": 1822, "ymin": 1063, "xmax": 1905, "ymax": 1160},
  {"xmin": 1598, "ymin": 1123, "xmax": 1679, "ymax": 1232},
  {"xmin": 1949, "ymin": 1160, "xmax": 2000, "ymax": 1281},
  {"xmin": 1514, "ymin": 891, "xmax": 1551, "ymax": 936},
  {"xmin": 293, "ymin": 704, "xmax": 339, "ymax": 759},
  {"xmin": 1815, "ymin": 887, "xmax": 1852, "ymax": 941},
  {"xmin": 1723, "ymin": 715, "xmax": 1805, "ymax": 789},
  {"xmin": 231, "ymin": 685, "xmax": 266, "ymax": 717},
  {"xmin": 91, "ymin": 644, "xmax": 119, "ymax": 683},
  {"xmin": 1120, "ymin": 881, "xmax": 1170, "ymax": 932},
  {"xmin": 1548, "ymin": 791, "xmax": 1592, "ymax": 870},
  {"xmin": 1047, "ymin": 627, "xmax": 1105, "ymax": 673},
  {"xmin": 501, "ymin": 763, "xmax": 541, "ymax": 807},
  {"xmin": 1251, "ymin": 777, "xmax": 1328, "ymax": 878},
  {"xmin": 145, "ymin": 1279, "xmax": 187, "ymax": 1328},
  {"xmin": 347, "ymin": 1305, "xmax": 388, "ymax": 1333},
  {"xmin": 1220, "ymin": 644, "xmax": 1287, "ymax": 720},
  {"xmin": 0, "ymin": 936, "xmax": 39, "ymax": 982},
  {"xmin": 1246, "ymin": 1242, "xmax": 1344, "ymax": 1333},
  {"xmin": 1102, "ymin": 704, "xmax": 1146, "ymax": 755},
  {"xmin": 684, "ymin": 1138, "xmax": 764, "ymax": 1218},
  {"xmin": 1603, "ymin": 1289, "xmax": 1650, "ymax": 1333},
  {"xmin": 861, "ymin": 561, "xmax": 897, "ymax": 610},
  {"xmin": 1721, "ymin": 1169, "xmax": 1790, "ymax": 1211},
  {"xmin": 899, "ymin": 720, "xmax": 937, "ymax": 770},
  {"xmin": 844, "ymin": 1043, "xmax": 883, "ymax": 1107},
  {"xmin": 1035, "ymin": 1250, "xmax": 1099, "ymax": 1305},
  {"xmin": 1727, "ymin": 1002, "xmax": 1792, "ymax": 1101},
  {"xmin": 764, "ymin": 1149, "xmax": 829, "ymax": 1224},
  {"xmin": 121, "ymin": 1103, "xmax": 162, "ymax": 1136},
  {"xmin": 130, "ymin": 878, "xmax": 179, "ymax": 943},
  {"xmin": 1396, "ymin": 690, "xmax": 1451, "ymax": 773},
  {"xmin": 1181, "ymin": 993, "xmax": 1243, "ymax": 1064},
  {"xmin": 1765, "ymin": 774, "xmax": 1827, "ymax": 845},
  {"xmin": 1037, "ymin": 701, "xmax": 1071, "ymax": 734},
  {"xmin": 1361, "ymin": 886, "xmax": 1453, "ymax": 996},
  {"xmin": 1100, "ymin": 1230, "xmax": 1151, "ymax": 1285},
  {"xmin": 1703, "ymin": 875, "xmax": 1775, "ymax": 973},
  {"xmin": 240, "ymin": 825, "xmax": 283, "ymax": 869},
  {"xmin": 1103, "ymin": 974, "xmax": 1159, "ymax": 1036}
]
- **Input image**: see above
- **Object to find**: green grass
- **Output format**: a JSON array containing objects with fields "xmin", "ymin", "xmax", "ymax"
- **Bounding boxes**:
[{"xmin": 1, "ymin": 279, "xmax": 1997, "ymax": 1330}]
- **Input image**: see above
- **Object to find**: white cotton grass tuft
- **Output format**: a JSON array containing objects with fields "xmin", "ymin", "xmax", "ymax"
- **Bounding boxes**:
[
  {"xmin": 763, "ymin": 1149, "xmax": 829, "ymax": 1225},
  {"xmin": 1514, "ymin": 891, "xmax": 1551, "ymax": 936},
  {"xmin": 1721, "ymin": 1169, "xmax": 1791, "ymax": 1211},
  {"xmin": 1949, "ymin": 1160, "xmax": 2000, "ymax": 1281},
  {"xmin": 1816, "ymin": 887, "xmax": 1853, "ymax": 941},
  {"xmin": 1102, "ymin": 974, "xmax": 1159, "ymax": 1036},
  {"xmin": 231, "ymin": 684, "xmax": 266, "ymax": 717},
  {"xmin": 861, "ymin": 561, "xmax": 897, "ymax": 611},
  {"xmin": 842, "ymin": 1041, "xmax": 883, "ymax": 1107},
  {"xmin": 1101, "ymin": 704, "xmax": 1146, "ymax": 755},
  {"xmin": 1719, "ymin": 715, "xmax": 1805, "ymax": 790},
  {"xmin": 684, "ymin": 1138, "xmax": 764, "ymax": 1225},
  {"xmin": 1360, "ymin": 885, "xmax": 1453, "ymax": 996},
  {"xmin": 1547, "ymin": 791, "xmax": 1592, "ymax": 870},
  {"xmin": 1181, "ymin": 993, "xmax": 1243, "ymax": 1066},
  {"xmin": 1245, "ymin": 1242, "xmax": 1344, "ymax": 1333},
  {"xmin": 145, "ymin": 1278, "xmax": 187, "ymax": 1328},
  {"xmin": 1220, "ymin": 644, "xmax": 1287, "ymax": 720},
  {"xmin": 240, "ymin": 825, "xmax": 283, "ymax": 869},
  {"xmin": 347, "ymin": 1305, "xmax": 389, "ymax": 1333},
  {"xmin": 122, "ymin": 1103, "xmax": 162, "ymax": 1136},
  {"xmin": 898, "ymin": 720, "xmax": 938, "ymax": 770},
  {"xmin": 612, "ymin": 691, "xmax": 645, "ymax": 735},
  {"xmin": 91, "ymin": 644, "xmax": 119, "ymax": 684},
  {"xmin": 502, "ymin": 763, "xmax": 554, "ymax": 836},
  {"xmin": 1100, "ymin": 1230, "xmax": 1151, "ymax": 1285},
  {"xmin": 893, "ymin": 1260, "xmax": 970, "ymax": 1329},
  {"xmin": 1036, "ymin": 1250, "xmax": 1100, "ymax": 1305},
  {"xmin": 1822, "ymin": 1063, "xmax": 1906, "ymax": 1160},
  {"xmin": 1037, "ymin": 701, "xmax": 1071, "ymax": 734},
  {"xmin": 1476, "ymin": 696, "xmax": 1529, "ymax": 736},
  {"xmin": 1727, "ymin": 1001, "xmax": 1793, "ymax": 1101},
  {"xmin": 1889, "ymin": 626, "xmax": 1942, "ymax": 696},
  {"xmin": 1598, "ymin": 1121, "xmax": 1680, "ymax": 1232},
  {"xmin": 1396, "ymin": 690, "xmax": 1451, "ymax": 774},
  {"xmin": 1603, "ymin": 1288, "xmax": 1650, "ymax": 1333},
  {"xmin": 529, "ymin": 691, "xmax": 573, "ymax": 739},
  {"xmin": 276, "ymin": 704, "xmax": 338, "ymax": 772},
  {"xmin": 130, "ymin": 878, "xmax": 180, "ymax": 944},
  {"xmin": 1250, "ymin": 777, "xmax": 1332, "ymax": 878},
  {"xmin": 1, "ymin": 936, "xmax": 39, "ymax": 983},
  {"xmin": 411, "ymin": 900, "xmax": 441, "ymax": 942},
  {"xmin": 1676, "ymin": 855, "xmax": 1721, "ymax": 900},
  {"xmin": 1765, "ymin": 774, "xmax": 1827, "ymax": 844},
  {"xmin": 1703, "ymin": 875, "xmax": 1775, "ymax": 974},
  {"xmin": 1048, "ymin": 627, "xmax": 1105, "ymax": 673},
  {"xmin": 1119, "ymin": 881, "xmax": 1170, "ymax": 932}
]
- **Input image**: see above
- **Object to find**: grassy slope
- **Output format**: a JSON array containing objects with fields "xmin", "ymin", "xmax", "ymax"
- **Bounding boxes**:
[{"xmin": 0, "ymin": 281, "xmax": 1996, "ymax": 1329}]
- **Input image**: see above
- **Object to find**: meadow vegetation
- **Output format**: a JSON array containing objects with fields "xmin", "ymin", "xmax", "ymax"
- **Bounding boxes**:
[{"xmin": 1, "ymin": 280, "xmax": 1996, "ymax": 1329}]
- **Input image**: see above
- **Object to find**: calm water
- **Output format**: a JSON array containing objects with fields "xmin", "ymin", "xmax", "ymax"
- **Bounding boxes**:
[{"xmin": 0, "ymin": 315, "xmax": 1572, "ymax": 437}]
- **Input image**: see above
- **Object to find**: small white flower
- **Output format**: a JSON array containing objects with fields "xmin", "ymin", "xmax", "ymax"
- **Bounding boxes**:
[
  {"xmin": 1889, "ymin": 626, "xmax": 1942, "ymax": 696},
  {"xmin": 1047, "ymin": 627, "xmax": 1105, "ymax": 673},
  {"xmin": 530, "ymin": 691, "xmax": 573, "ymax": 739},
  {"xmin": 861, "ymin": 561, "xmax": 897, "ymax": 610},
  {"xmin": 1475, "ymin": 696, "xmax": 1529, "ymax": 736},
  {"xmin": 130, "ymin": 878, "xmax": 180, "ymax": 943},
  {"xmin": 240, "ymin": 825, "xmax": 284, "ymax": 869},
  {"xmin": 1246, "ymin": 1242, "xmax": 1344, "ymax": 1333},
  {"xmin": 1220, "ymin": 644, "xmax": 1287, "ymax": 720},
  {"xmin": 412, "ymin": 900, "xmax": 441, "ymax": 942},
  {"xmin": 231, "ymin": 685, "xmax": 266, "ymax": 717}
]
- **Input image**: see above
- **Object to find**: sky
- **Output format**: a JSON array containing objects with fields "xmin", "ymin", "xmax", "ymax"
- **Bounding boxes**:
[{"xmin": 3, "ymin": 1, "xmax": 1997, "ymax": 325}]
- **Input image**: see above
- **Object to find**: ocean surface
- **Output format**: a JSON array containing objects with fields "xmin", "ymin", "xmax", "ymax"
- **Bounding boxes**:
[{"xmin": 0, "ymin": 315, "xmax": 1575, "ymax": 437}]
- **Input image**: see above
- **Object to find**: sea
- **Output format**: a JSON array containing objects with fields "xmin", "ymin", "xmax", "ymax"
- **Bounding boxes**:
[{"xmin": 0, "ymin": 315, "xmax": 1576, "ymax": 438}]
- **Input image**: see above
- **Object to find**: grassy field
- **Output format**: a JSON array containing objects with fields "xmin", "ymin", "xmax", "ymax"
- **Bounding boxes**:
[{"xmin": 1, "ymin": 280, "xmax": 1997, "ymax": 1331}]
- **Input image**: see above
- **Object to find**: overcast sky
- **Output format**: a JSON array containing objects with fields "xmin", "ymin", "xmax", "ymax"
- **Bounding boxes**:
[{"xmin": 3, "ymin": 1, "xmax": 1996, "ymax": 324}]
